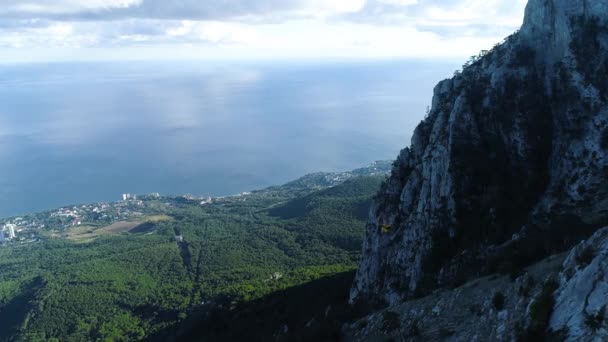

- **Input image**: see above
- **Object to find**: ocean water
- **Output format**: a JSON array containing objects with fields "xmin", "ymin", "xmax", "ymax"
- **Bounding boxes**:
[{"xmin": 0, "ymin": 59, "xmax": 459, "ymax": 217}]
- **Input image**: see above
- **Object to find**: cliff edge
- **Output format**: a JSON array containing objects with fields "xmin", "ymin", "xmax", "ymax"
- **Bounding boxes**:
[{"xmin": 351, "ymin": 0, "xmax": 608, "ymax": 308}]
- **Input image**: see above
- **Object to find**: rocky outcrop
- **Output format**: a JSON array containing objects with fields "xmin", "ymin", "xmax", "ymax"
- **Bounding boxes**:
[
  {"xmin": 345, "ymin": 254, "xmax": 563, "ymax": 341},
  {"xmin": 521, "ymin": 0, "xmax": 608, "ymax": 63},
  {"xmin": 344, "ymin": 228, "xmax": 608, "ymax": 341},
  {"xmin": 551, "ymin": 227, "xmax": 608, "ymax": 341},
  {"xmin": 351, "ymin": 0, "xmax": 608, "ymax": 308}
]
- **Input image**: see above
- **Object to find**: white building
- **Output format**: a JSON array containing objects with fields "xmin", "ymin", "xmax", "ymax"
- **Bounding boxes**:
[
  {"xmin": 1, "ymin": 224, "xmax": 16, "ymax": 240},
  {"xmin": 0, "ymin": 230, "xmax": 5, "ymax": 242},
  {"xmin": 6, "ymin": 224, "xmax": 16, "ymax": 239}
]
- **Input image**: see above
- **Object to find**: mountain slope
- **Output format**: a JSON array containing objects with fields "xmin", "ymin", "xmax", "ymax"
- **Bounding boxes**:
[
  {"xmin": 345, "ymin": 227, "xmax": 608, "ymax": 341},
  {"xmin": 0, "ymin": 165, "xmax": 388, "ymax": 342},
  {"xmin": 351, "ymin": 0, "xmax": 608, "ymax": 310}
]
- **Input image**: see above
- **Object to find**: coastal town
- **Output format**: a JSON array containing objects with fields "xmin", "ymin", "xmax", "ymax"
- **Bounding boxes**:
[
  {"xmin": 0, "ymin": 161, "xmax": 392, "ymax": 247},
  {"xmin": 0, "ymin": 190, "xmax": 255, "ymax": 246},
  {"xmin": 0, "ymin": 193, "xmax": 164, "ymax": 245}
]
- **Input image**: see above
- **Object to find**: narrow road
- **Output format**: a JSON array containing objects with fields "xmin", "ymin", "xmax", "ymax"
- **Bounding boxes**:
[{"xmin": 174, "ymin": 227, "xmax": 194, "ymax": 282}]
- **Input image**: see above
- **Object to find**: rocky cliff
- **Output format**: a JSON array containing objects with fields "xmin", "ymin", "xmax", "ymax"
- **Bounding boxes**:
[
  {"xmin": 345, "ymin": 227, "xmax": 608, "ymax": 341},
  {"xmin": 351, "ymin": 0, "xmax": 608, "ymax": 309},
  {"xmin": 551, "ymin": 227, "xmax": 608, "ymax": 340}
]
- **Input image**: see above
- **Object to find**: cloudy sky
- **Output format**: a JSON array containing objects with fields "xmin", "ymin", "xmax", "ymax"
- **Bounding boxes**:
[{"xmin": 0, "ymin": 0, "xmax": 528, "ymax": 63}]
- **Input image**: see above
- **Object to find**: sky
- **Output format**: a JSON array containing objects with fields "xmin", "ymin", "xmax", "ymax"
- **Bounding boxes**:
[{"xmin": 0, "ymin": 0, "xmax": 528, "ymax": 63}]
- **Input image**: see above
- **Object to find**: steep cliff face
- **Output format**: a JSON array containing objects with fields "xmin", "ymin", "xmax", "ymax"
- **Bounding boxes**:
[
  {"xmin": 344, "ymin": 227, "xmax": 608, "ymax": 341},
  {"xmin": 351, "ymin": 0, "xmax": 608, "ymax": 307}
]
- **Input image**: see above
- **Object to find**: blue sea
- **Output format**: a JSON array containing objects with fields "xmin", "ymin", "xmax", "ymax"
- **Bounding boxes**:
[{"xmin": 0, "ymin": 59, "xmax": 459, "ymax": 217}]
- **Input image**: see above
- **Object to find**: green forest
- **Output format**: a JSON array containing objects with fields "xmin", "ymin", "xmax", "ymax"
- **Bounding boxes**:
[{"xmin": 0, "ymin": 168, "xmax": 387, "ymax": 341}]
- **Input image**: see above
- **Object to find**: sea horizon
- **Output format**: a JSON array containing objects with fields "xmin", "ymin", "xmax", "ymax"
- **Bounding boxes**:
[{"xmin": 0, "ymin": 58, "xmax": 459, "ymax": 217}]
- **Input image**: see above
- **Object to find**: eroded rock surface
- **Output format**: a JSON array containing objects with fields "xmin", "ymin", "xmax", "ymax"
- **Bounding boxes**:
[
  {"xmin": 345, "ymin": 228, "xmax": 608, "ymax": 341},
  {"xmin": 351, "ymin": 0, "xmax": 608, "ymax": 307},
  {"xmin": 551, "ymin": 227, "xmax": 608, "ymax": 341}
]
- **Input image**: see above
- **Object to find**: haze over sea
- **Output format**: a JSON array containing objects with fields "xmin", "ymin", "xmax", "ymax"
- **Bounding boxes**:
[{"xmin": 0, "ymin": 59, "xmax": 458, "ymax": 217}]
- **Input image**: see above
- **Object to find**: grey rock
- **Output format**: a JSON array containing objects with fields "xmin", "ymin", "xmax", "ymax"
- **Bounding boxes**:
[
  {"xmin": 345, "ymin": 229, "xmax": 608, "ymax": 341},
  {"xmin": 551, "ymin": 227, "xmax": 608, "ymax": 341},
  {"xmin": 344, "ymin": 251, "xmax": 567, "ymax": 341},
  {"xmin": 351, "ymin": 0, "xmax": 608, "ymax": 307}
]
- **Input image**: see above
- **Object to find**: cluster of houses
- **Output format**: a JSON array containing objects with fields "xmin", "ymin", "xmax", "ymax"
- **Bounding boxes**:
[
  {"xmin": 0, "ymin": 215, "xmax": 42, "ymax": 244},
  {"xmin": 0, "ymin": 192, "xmax": 189, "ymax": 245},
  {"xmin": 0, "ymin": 223, "xmax": 16, "ymax": 242},
  {"xmin": 0, "ymin": 194, "xmax": 153, "ymax": 237},
  {"xmin": 122, "ymin": 193, "xmax": 137, "ymax": 201}
]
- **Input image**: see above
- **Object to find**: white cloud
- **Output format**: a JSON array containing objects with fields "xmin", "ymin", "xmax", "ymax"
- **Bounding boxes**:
[
  {"xmin": 46, "ymin": 22, "xmax": 73, "ymax": 36},
  {"xmin": 376, "ymin": 0, "xmax": 418, "ymax": 5},
  {"xmin": 0, "ymin": 0, "xmax": 371, "ymax": 20},
  {"xmin": 301, "ymin": 0, "xmax": 367, "ymax": 16},
  {"xmin": 166, "ymin": 21, "xmax": 193, "ymax": 37},
  {"xmin": 0, "ymin": 0, "xmax": 529, "ymax": 62},
  {"xmin": 422, "ymin": 0, "xmax": 525, "ymax": 27},
  {"xmin": 197, "ymin": 22, "xmax": 260, "ymax": 44},
  {"xmin": 0, "ymin": 22, "xmax": 99, "ymax": 49},
  {"xmin": 9, "ymin": 0, "xmax": 142, "ymax": 14}
]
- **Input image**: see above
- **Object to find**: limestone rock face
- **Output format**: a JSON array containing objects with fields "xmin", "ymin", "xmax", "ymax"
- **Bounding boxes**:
[
  {"xmin": 344, "ymin": 229, "xmax": 608, "ymax": 341},
  {"xmin": 344, "ymin": 252, "xmax": 567, "ymax": 342},
  {"xmin": 551, "ymin": 227, "xmax": 608, "ymax": 341},
  {"xmin": 351, "ymin": 0, "xmax": 608, "ymax": 307},
  {"xmin": 521, "ymin": 0, "xmax": 608, "ymax": 61}
]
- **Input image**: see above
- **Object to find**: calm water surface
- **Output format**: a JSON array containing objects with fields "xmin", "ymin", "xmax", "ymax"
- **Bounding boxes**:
[{"xmin": 0, "ymin": 59, "xmax": 458, "ymax": 217}]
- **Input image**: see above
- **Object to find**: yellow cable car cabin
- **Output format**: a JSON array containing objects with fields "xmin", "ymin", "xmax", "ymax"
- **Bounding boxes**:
[{"xmin": 381, "ymin": 223, "xmax": 392, "ymax": 234}]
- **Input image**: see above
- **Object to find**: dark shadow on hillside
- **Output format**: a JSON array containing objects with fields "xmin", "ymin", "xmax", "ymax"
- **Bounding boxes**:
[
  {"xmin": 0, "ymin": 276, "xmax": 46, "ymax": 341},
  {"xmin": 268, "ymin": 196, "xmax": 314, "ymax": 219},
  {"xmin": 129, "ymin": 222, "xmax": 157, "ymax": 234},
  {"xmin": 268, "ymin": 176, "xmax": 383, "ymax": 220},
  {"xmin": 150, "ymin": 271, "xmax": 365, "ymax": 342},
  {"xmin": 121, "ymin": 302, "xmax": 182, "ymax": 329},
  {"xmin": 269, "ymin": 196, "xmax": 372, "ymax": 222}
]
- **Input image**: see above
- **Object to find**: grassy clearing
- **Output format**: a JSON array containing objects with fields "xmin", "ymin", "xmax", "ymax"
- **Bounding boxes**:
[
  {"xmin": 138, "ymin": 215, "xmax": 171, "ymax": 223},
  {"xmin": 101, "ymin": 221, "xmax": 142, "ymax": 233},
  {"xmin": 64, "ymin": 215, "xmax": 172, "ymax": 241}
]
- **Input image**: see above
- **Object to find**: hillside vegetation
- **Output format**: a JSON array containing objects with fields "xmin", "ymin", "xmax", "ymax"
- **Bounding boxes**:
[{"xmin": 0, "ymin": 166, "xmax": 387, "ymax": 341}]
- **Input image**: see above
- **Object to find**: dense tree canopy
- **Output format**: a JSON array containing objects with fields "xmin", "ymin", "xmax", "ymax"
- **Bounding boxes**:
[{"xmin": 0, "ymin": 175, "xmax": 385, "ymax": 341}]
